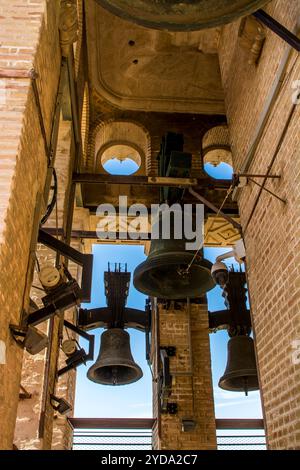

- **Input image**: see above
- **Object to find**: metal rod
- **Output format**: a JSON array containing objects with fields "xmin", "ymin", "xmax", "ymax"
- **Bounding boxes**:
[
  {"xmin": 244, "ymin": 102, "xmax": 296, "ymax": 233},
  {"xmin": 72, "ymin": 173, "xmax": 231, "ymax": 189},
  {"xmin": 44, "ymin": 227, "xmax": 150, "ymax": 240},
  {"xmin": 248, "ymin": 178, "xmax": 286, "ymax": 204},
  {"xmin": 64, "ymin": 49, "xmax": 82, "ymax": 247},
  {"xmin": 68, "ymin": 418, "xmax": 156, "ymax": 429},
  {"xmin": 189, "ymin": 187, "xmax": 242, "ymax": 232},
  {"xmin": 31, "ymin": 72, "xmax": 50, "ymax": 164},
  {"xmin": 253, "ymin": 10, "xmax": 300, "ymax": 52},
  {"xmin": 215, "ymin": 418, "xmax": 264, "ymax": 430}
]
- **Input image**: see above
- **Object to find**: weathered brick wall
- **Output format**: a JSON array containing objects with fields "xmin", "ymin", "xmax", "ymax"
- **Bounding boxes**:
[
  {"xmin": 0, "ymin": 0, "xmax": 61, "ymax": 450},
  {"xmin": 152, "ymin": 301, "xmax": 216, "ymax": 450},
  {"xmin": 219, "ymin": 0, "xmax": 300, "ymax": 449},
  {"xmin": 13, "ymin": 112, "xmax": 90, "ymax": 450},
  {"xmin": 13, "ymin": 118, "xmax": 73, "ymax": 450}
]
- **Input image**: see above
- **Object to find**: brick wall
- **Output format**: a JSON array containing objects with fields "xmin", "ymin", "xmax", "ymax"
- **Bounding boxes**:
[
  {"xmin": 88, "ymin": 112, "xmax": 226, "ymax": 177},
  {"xmin": 152, "ymin": 300, "xmax": 216, "ymax": 450},
  {"xmin": 219, "ymin": 0, "xmax": 300, "ymax": 449},
  {"xmin": 0, "ymin": 0, "xmax": 61, "ymax": 450}
]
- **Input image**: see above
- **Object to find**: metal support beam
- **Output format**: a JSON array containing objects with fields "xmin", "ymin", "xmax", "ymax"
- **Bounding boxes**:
[
  {"xmin": 253, "ymin": 10, "xmax": 300, "ymax": 52},
  {"xmin": 216, "ymin": 419, "xmax": 264, "ymax": 430},
  {"xmin": 248, "ymin": 178, "xmax": 286, "ymax": 204},
  {"xmin": 78, "ymin": 306, "xmax": 149, "ymax": 332},
  {"xmin": 68, "ymin": 418, "xmax": 156, "ymax": 429},
  {"xmin": 72, "ymin": 172, "xmax": 231, "ymax": 190},
  {"xmin": 38, "ymin": 229, "xmax": 93, "ymax": 302},
  {"xmin": 67, "ymin": 417, "xmax": 263, "ymax": 431},
  {"xmin": 57, "ymin": 320, "xmax": 95, "ymax": 377}
]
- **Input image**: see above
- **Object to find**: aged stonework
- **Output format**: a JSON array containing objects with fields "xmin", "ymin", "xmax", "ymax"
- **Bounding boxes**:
[
  {"xmin": 218, "ymin": 0, "xmax": 300, "ymax": 449},
  {"xmin": 152, "ymin": 301, "xmax": 216, "ymax": 450},
  {"xmin": 0, "ymin": 0, "xmax": 299, "ymax": 452}
]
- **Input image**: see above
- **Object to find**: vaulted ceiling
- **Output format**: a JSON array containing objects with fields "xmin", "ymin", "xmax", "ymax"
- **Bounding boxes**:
[{"xmin": 85, "ymin": 1, "xmax": 226, "ymax": 115}]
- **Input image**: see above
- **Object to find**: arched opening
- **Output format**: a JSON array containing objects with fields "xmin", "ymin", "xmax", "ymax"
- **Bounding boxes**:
[
  {"xmin": 92, "ymin": 120, "xmax": 150, "ymax": 175},
  {"xmin": 202, "ymin": 125, "xmax": 233, "ymax": 180},
  {"xmin": 204, "ymin": 161, "xmax": 233, "ymax": 180},
  {"xmin": 101, "ymin": 144, "xmax": 141, "ymax": 175}
]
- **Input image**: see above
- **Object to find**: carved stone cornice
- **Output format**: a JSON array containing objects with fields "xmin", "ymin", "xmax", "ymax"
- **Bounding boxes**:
[
  {"xmin": 59, "ymin": 0, "xmax": 78, "ymax": 57},
  {"xmin": 238, "ymin": 16, "xmax": 266, "ymax": 65}
]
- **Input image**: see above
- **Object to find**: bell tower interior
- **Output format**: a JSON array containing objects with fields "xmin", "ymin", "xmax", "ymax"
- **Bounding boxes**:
[{"xmin": 0, "ymin": 0, "xmax": 299, "ymax": 452}]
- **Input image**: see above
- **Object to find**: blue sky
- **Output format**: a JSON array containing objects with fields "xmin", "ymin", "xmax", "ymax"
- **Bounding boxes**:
[
  {"xmin": 74, "ymin": 160, "xmax": 262, "ymax": 420},
  {"xmin": 103, "ymin": 158, "xmax": 139, "ymax": 175},
  {"xmin": 74, "ymin": 244, "xmax": 262, "ymax": 420}
]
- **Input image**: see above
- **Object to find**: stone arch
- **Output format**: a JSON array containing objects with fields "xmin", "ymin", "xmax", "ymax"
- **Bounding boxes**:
[
  {"xmin": 97, "ymin": 140, "xmax": 145, "ymax": 175},
  {"xmin": 201, "ymin": 125, "xmax": 233, "ymax": 168},
  {"xmin": 87, "ymin": 119, "xmax": 151, "ymax": 175},
  {"xmin": 80, "ymin": 82, "xmax": 90, "ymax": 169}
]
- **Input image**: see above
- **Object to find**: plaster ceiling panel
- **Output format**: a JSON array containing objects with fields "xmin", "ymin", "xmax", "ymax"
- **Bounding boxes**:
[{"xmin": 86, "ymin": 2, "xmax": 225, "ymax": 114}]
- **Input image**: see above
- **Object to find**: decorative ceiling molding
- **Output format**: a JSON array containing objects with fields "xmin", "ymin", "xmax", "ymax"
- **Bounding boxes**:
[
  {"xmin": 59, "ymin": 0, "xmax": 79, "ymax": 57},
  {"xmin": 86, "ymin": 2, "xmax": 225, "ymax": 114}
]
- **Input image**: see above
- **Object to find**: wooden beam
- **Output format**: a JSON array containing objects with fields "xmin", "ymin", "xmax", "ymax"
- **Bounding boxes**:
[
  {"xmin": 68, "ymin": 418, "xmax": 156, "ymax": 430},
  {"xmin": 73, "ymin": 172, "xmax": 231, "ymax": 189},
  {"xmin": 216, "ymin": 419, "xmax": 264, "ymax": 430},
  {"xmin": 68, "ymin": 417, "xmax": 264, "ymax": 430}
]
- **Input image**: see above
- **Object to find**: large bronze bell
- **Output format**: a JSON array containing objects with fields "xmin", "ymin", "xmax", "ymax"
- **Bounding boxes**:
[
  {"xmin": 95, "ymin": 1, "xmax": 270, "ymax": 31},
  {"xmin": 133, "ymin": 211, "xmax": 215, "ymax": 299},
  {"xmin": 87, "ymin": 328, "xmax": 143, "ymax": 386},
  {"xmin": 219, "ymin": 335, "xmax": 259, "ymax": 395}
]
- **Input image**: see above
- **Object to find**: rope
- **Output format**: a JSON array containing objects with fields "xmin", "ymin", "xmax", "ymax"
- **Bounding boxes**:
[{"xmin": 179, "ymin": 184, "xmax": 234, "ymax": 276}]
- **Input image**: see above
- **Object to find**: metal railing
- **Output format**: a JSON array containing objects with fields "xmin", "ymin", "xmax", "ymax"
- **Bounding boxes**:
[
  {"xmin": 73, "ymin": 431, "xmax": 152, "ymax": 451},
  {"xmin": 216, "ymin": 419, "xmax": 266, "ymax": 450},
  {"xmin": 69, "ymin": 418, "xmax": 266, "ymax": 451}
]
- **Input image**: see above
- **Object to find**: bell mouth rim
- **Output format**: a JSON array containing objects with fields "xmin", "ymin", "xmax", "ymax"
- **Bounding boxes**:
[
  {"xmin": 87, "ymin": 363, "xmax": 143, "ymax": 386},
  {"xmin": 95, "ymin": 1, "xmax": 270, "ymax": 32},
  {"xmin": 133, "ymin": 252, "xmax": 215, "ymax": 298},
  {"xmin": 218, "ymin": 371, "xmax": 259, "ymax": 392}
]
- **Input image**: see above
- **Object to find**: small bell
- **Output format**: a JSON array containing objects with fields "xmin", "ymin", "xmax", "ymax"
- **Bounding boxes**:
[{"xmin": 219, "ymin": 335, "xmax": 259, "ymax": 395}]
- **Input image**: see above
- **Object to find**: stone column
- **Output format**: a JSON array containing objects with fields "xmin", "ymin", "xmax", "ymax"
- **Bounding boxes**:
[
  {"xmin": 0, "ymin": 0, "xmax": 61, "ymax": 450},
  {"xmin": 152, "ymin": 299, "xmax": 216, "ymax": 450}
]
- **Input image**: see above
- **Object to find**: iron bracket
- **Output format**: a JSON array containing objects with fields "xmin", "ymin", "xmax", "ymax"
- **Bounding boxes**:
[
  {"xmin": 19, "ymin": 385, "xmax": 32, "ymax": 400},
  {"xmin": 50, "ymin": 394, "xmax": 72, "ymax": 415},
  {"xmin": 26, "ymin": 279, "xmax": 81, "ymax": 327},
  {"xmin": 166, "ymin": 403, "xmax": 178, "ymax": 415},
  {"xmin": 189, "ymin": 187, "xmax": 242, "ymax": 232},
  {"xmin": 208, "ymin": 271, "xmax": 252, "ymax": 335},
  {"xmin": 57, "ymin": 320, "xmax": 95, "ymax": 377},
  {"xmin": 38, "ymin": 229, "xmax": 93, "ymax": 302},
  {"xmin": 233, "ymin": 174, "xmax": 286, "ymax": 204},
  {"xmin": 161, "ymin": 346, "xmax": 176, "ymax": 357},
  {"xmin": 159, "ymin": 348, "xmax": 173, "ymax": 413},
  {"xmin": 253, "ymin": 10, "xmax": 300, "ymax": 52},
  {"xmin": 78, "ymin": 304, "xmax": 150, "ymax": 332}
]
